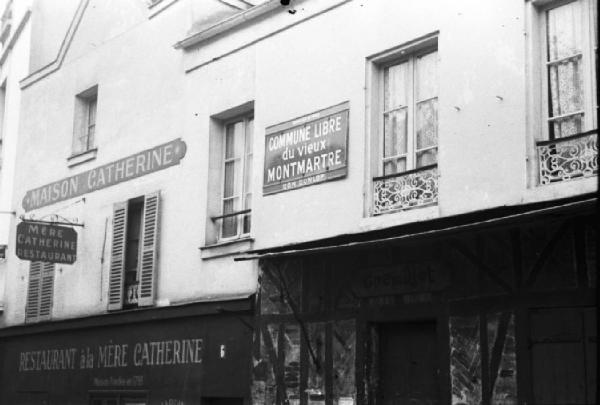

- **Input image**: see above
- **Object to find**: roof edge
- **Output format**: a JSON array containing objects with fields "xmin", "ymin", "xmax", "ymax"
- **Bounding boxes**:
[
  {"xmin": 19, "ymin": 0, "xmax": 89, "ymax": 90},
  {"xmin": 173, "ymin": 0, "xmax": 282, "ymax": 50},
  {"xmin": 237, "ymin": 193, "xmax": 598, "ymax": 261}
]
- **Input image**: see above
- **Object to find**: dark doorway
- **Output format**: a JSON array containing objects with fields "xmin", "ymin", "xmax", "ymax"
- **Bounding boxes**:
[
  {"xmin": 379, "ymin": 321, "xmax": 440, "ymax": 405},
  {"xmin": 530, "ymin": 307, "xmax": 597, "ymax": 405}
]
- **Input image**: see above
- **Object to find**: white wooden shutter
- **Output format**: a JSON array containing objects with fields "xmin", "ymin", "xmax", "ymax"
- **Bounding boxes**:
[
  {"xmin": 138, "ymin": 191, "xmax": 160, "ymax": 307},
  {"xmin": 25, "ymin": 261, "xmax": 42, "ymax": 322},
  {"xmin": 108, "ymin": 201, "xmax": 128, "ymax": 310},
  {"xmin": 38, "ymin": 262, "xmax": 55, "ymax": 321}
]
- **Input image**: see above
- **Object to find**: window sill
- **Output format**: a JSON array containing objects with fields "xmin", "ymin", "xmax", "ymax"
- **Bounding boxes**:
[
  {"xmin": 67, "ymin": 148, "xmax": 97, "ymax": 168},
  {"xmin": 200, "ymin": 236, "xmax": 254, "ymax": 260}
]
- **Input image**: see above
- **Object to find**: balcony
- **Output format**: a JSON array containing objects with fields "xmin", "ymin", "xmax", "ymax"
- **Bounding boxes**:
[
  {"xmin": 537, "ymin": 130, "xmax": 598, "ymax": 185},
  {"xmin": 373, "ymin": 164, "xmax": 439, "ymax": 215}
]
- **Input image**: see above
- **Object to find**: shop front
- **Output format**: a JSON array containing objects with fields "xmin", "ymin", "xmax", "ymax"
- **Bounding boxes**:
[
  {"xmin": 0, "ymin": 298, "xmax": 253, "ymax": 405},
  {"xmin": 246, "ymin": 195, "xmax": 597, "ymax": 405}
]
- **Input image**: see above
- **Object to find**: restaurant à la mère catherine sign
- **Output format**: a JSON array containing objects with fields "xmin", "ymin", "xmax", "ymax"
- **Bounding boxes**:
[{"xmin": 263, "ymin": 102, "xmax": 349, "ymax": 195}]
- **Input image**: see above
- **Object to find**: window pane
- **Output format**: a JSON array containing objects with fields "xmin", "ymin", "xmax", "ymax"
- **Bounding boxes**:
[
  {"xmin": 547, "ymin": 2, "xmax": 582, "ymax": 61},
  {"xmin": 416, "ymin": 147, "xmax": 438, "ymax": 168},
  {"xmin": 88, "ymin": 98, "xmax": 97, "ymax": 126},
  {"xmin": 384, "ymin": 62, "xmax": 408, "ymax": 110},
  {"xmin": 552, "ymin": 114, "xmax": 583, "ymax": 138},
  {"xmin": 416, "ymin": 98, "xmax": 438, "ymax": 150},
  {"xmin": 243, "ymin": 193, "xmax": 252, "ymax": 234},
  {"xmin": 223, "ymin": 160, "xmax": 238, "ymax": 198},
  {"xmin": 416, "ymin": 51, "xmax": 438, "ymax": 101},
  {"xmin": 384, "ymin": 108, "xmax": 407, "ymax": 158},
  {"xmin": 222, "ymin": 198, "xmax": 239, "ymax": 238},
  {"xmin": 225, "ymin": 121, "xmax": 244, "ymax": 159},
  {"xmin": 244, "ymin": 154, "xmax": 253, "ymax": 194},
  {"xmin": 383, "ymin": 157, "xmax": 407, "ymax": 176},
  {"xmin": 548, "ymin": 58, "xmax": 583, "ymax": 117},
  {"xmin": 87, "ymin": 125, "xmax": 95, "ymax": 149},
  {"xmin": 245, "ymin": 118, "xmax": 254, "ymax": 153}
]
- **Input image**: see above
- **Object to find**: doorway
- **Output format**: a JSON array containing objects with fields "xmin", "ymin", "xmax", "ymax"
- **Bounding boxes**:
[
  {"xmin": 379, "ymin": 321, "xmax": 440, "ymax": 405},
  {"xmin": 530, "ymin": 307, "xmax": 596, "ymax": 405}
]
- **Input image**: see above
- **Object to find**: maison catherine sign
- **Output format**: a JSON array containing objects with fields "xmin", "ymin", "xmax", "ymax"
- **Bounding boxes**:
[
  {"xmin": 16, "ymin": 222, "xmax": 77, "ymax": 264},
  {"xmin": 22, "ymin": 138, "xmax": 187, "ymax": 211},
  {"xmin": 263, "ymin": 102, "xmax": 348, "ymax": 194}
]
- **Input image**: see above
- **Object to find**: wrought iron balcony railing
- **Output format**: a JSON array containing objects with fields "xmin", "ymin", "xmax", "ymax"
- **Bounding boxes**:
[
  {"xmin": 373, "ymin": 164, "xmax": 439, "ymax": 215},
  {"xmin": 537, "ymin": 129, "xmax": 598, "ymax": 185}
]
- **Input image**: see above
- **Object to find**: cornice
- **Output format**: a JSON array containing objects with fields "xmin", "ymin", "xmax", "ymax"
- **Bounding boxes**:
[{"xmin": 173, "ymin": 0, "xmax": 281, "ymax": 49}]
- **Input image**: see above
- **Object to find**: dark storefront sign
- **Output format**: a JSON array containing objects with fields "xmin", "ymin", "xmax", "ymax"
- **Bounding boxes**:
[
  {"xmin": 22, "ymin": 138, "xmax": 187, "ymax": 211},
  {"xmin": 15, "ymin": 222, "xmax": 77, "ymax": 264},
  {"xmin": 0, "ymin": 308, "xmax": 252, "ymax": 404},
  {"xmin": 263, "ymin": 102, "xmax": 348, "ymax": 195}
]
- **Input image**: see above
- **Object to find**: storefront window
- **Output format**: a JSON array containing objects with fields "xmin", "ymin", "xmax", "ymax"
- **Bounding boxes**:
[
  {"xmin": 450, "ymin": 315, "xmax": 482, "ymax": 405},
  {"xmin": 487, "ymin": 312, "xmax": 517, "ymax": 405},
  {"xmin": 333, "ymin": 320, "xmax": 356, "ymax": 404}
]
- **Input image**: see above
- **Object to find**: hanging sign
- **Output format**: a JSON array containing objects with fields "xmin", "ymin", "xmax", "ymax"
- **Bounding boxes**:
[
  {"xmin": 22, "ymin": 138, "xmax": 187, "ymax": 211},
  {"xmin": 263, "ymin": 102, "xmax": 348, "ymax": 195},
  {"xmin": 16, "ymin": 222, "xmax": 78, "ymax": 264}
]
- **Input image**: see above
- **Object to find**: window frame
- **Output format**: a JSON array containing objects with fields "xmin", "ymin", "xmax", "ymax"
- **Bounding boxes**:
[
  {"xmin": 25, "ymin": 261, "xmax": 54, "ymax": 323},
  {"xmin": 535, "ymin": 0, "xmax": 598, "ymax": 140},
  {"xmin": 108, "ymin": 191, "xmax": 160, "ymax": 311},
  {"xmin": 218, "ymin": 114, "xmax": 253, "ymax": 242},
  {"xmin": 377, "ymin": 46, "xmax": 439, "ymax": 176},
  {"xmin": 365, "ymin": 33, "xmax": 439, "ymax": 216},
  {"xmin": 72, "ymin": 86, "xmax": 99, "ymax": 156}
]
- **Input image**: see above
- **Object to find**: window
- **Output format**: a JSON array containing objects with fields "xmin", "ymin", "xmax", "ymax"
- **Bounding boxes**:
[
  {"xmin": 368, "ymin": 35, "xmax": 440, "ymax": 215},
  {"xmin": 73, "ymin": 86, "xmax": 98, "ymax": 155},
  {"xmin": 219, "ymin": 116, "xmax": 253, "ymax": 239},
  {"xmin": 533, "ymin": 0, "xmax": 598, "ymax": 185},
  {"xmin": 25, "ymin": 261, "xmax": 54, "ymax": 322},
  {"xmin": 538, "ymin": 0, "xmax": 597, "ymax": 138},
  {"xmin": 380, "ymin": 49, "xmax": 439, "ymax": 175},
  {"xmin": 108, "ymin": 191, "xmax": 160, "ymax": 311}
]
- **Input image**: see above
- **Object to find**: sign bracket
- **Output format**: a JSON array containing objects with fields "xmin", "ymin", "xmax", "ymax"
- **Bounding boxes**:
[{"xmin": 19, "ymin": 214, "xmax": 85, "ymax": 228}]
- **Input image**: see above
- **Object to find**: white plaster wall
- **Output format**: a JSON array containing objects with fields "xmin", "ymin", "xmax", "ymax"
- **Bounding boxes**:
[
  {"xmin": 2, "ymin": 0, "xmax": 258, "ymax": 326},
  {"xmin": 184, "ymin": 0, "xmax": 597, "ymax": 251},
  {"xmin": 1, "ymin": 0, "xmax": 597, "ymax": 326},
  {"xmin": 0, "ymin": 0, "xmax": 33, "ymax": 312}
]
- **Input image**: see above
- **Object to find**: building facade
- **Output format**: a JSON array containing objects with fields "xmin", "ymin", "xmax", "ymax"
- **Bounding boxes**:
[{"xmin": 0, "ymin": 0, "xmax": 597, "ymax": 404}]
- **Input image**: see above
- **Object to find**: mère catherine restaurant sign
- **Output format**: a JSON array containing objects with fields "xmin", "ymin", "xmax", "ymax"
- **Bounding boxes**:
[
  {"xmin": 263, "ymin": 102, "xmax": 349, "ymax": 194},
  {"xmin": 16, "ymin": 222, "xmax": 77, "ymax": 264},
  {"xmin": 22, "ymin": 138, "xmax": 187, "ymax": 211}
]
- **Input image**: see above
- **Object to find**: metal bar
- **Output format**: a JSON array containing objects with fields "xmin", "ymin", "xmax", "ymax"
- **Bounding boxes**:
[
  {"xmin": 547, "ymin": 110, "xmax": 584, "ymax": 122},
  {"xmin": 372, "ymin": 163, "xmax": 437, "ymax": 181},
  {"xmin": 546, "ymin": 53, "xmax": 582, "ymax": 66},
  {"xmin": 210, "ymin": 209, "xmax": 251, "ymax": 221},
  {"xmin": 0, "ymin": 210, "xmax": 16, "ymax": 215},
  {"xmin": 20, "ymin": 219, "xmax": 85, "ymax": 228},
  {"xmin": 536, "ymin": 128, "xmax": 597, "ymax": 146},
  {"xmin": 382, "ymin": 105, "xmax": 408, "ymax": 115}
]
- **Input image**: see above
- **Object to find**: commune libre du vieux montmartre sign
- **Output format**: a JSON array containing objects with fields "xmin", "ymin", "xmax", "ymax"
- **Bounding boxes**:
[
  {"xmin": 263, "ymin": 102, "xmax": 349, "ymax": 194},
  {"xmin": 22, "ymin": 138, "xmax": 187, "ymax": 211}
]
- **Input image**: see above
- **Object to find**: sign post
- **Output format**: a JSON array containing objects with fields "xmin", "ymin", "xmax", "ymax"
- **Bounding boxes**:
[{"xmin": 16, "ymin": 222, "xmax": 78, "ymax": 264}]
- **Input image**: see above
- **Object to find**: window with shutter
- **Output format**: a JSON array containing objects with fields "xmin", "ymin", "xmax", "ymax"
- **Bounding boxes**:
[
  {"xmin": 138, "ymin": 191, "xmax": 159, "ymax": 307},
  {"xmin": 25, "ymin": 261, "xmax": 54, "ymax": 323},
  {"xmin": 107, "ymin": 192, "xmax": 160, "ymax": 311},
  {"xmin": 108, "ymin": 201, "xmax": 128, "ymax": 310}
]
